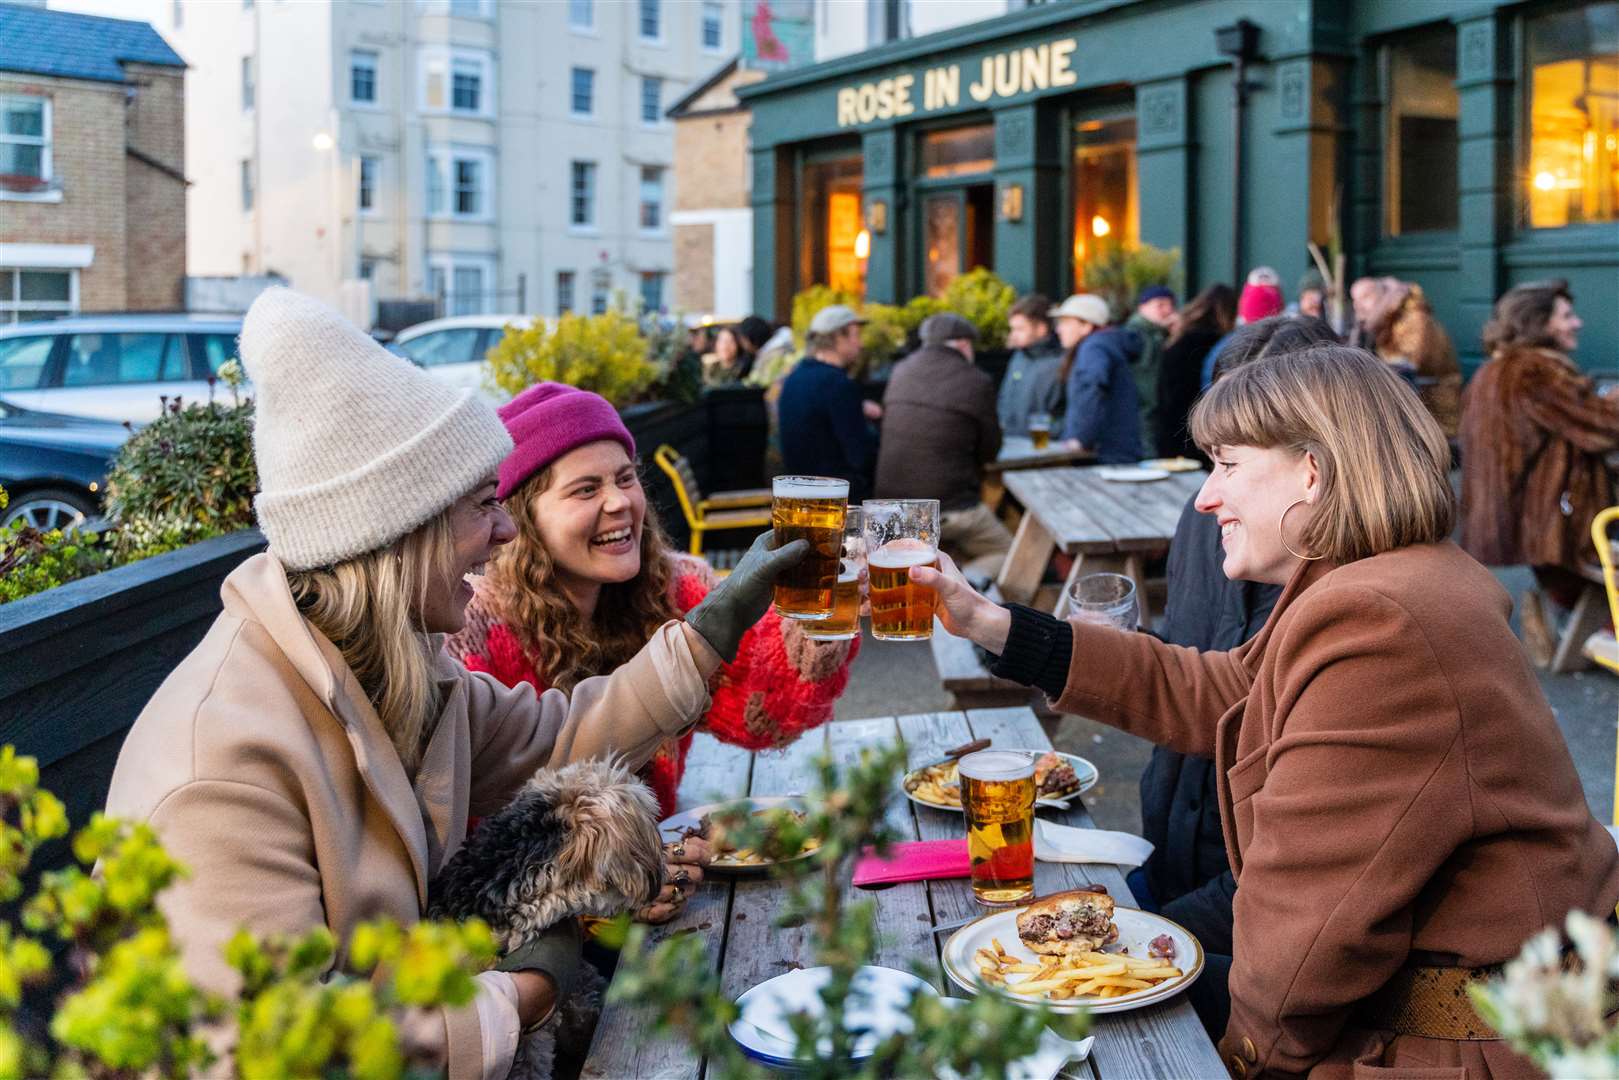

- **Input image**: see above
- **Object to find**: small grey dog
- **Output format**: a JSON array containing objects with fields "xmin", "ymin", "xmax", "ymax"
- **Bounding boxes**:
[{"xmin": 430, "ymin": 757, "xmax": 666, "ymax": 1080}]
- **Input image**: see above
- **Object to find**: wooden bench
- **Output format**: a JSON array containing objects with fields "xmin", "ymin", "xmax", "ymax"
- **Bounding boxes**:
[{"xmin": 1551, "ymin": 557, "xmax": 1618, "ymax": 674}]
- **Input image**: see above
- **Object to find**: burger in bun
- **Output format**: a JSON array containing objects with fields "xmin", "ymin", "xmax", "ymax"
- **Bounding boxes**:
[{"xmin": 1015, "ymin": 887, "xmax": 1118, "ymax": 959}]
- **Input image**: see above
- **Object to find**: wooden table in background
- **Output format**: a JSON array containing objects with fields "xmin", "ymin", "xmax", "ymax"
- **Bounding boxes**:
[
  {"xmin": 982, "ymin": 437, "xmax": 1097, "ymax": 512},
  {"xmin": 581, "ymin": 710, "xmax": 1226, "ymax": 1080},
  {"xmin": 996, "ymin": 466, "xmax": 1206, "ymax": 625}
]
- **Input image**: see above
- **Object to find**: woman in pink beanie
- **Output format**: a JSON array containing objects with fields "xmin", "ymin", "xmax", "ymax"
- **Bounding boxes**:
[
  {"xmin": 448, "ymin": 382, "xmax": 858, "ymax": 921},
  {"xmin": 1236, "ymin": 266, "xmax": 1285, "ymax": 325}
]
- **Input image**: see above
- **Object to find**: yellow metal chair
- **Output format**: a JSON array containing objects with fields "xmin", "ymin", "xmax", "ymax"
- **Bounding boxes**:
[
  {"xmin": 652, "ymin": 444, "xmax": 771, "ymax": 557},
  {"xmin": 1591, "ymin": 507, "xmax": 1619, "ymax": 825}
]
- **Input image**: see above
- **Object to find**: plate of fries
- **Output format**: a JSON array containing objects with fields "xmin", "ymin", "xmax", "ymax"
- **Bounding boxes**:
[
  {"xmin": 658, "ymin": 796, "xmax": 822, "ymax": 875},
  {"xmin": 902, "ymin": 751, "xmax": 1098, "ymax": 813},
  {"xmin": 941, "ymin": 905, "xmax": 1202, "ymax": 1015}
]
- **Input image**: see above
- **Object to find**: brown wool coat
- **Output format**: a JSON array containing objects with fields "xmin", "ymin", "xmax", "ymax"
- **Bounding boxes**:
[
  {"xmin": 1459, "ymin": 345, "xmax": 1619, "ymax": 571},
  {"xmin": 103, "ymin": 553, "xmax": 716, "ymax": 1080},
  {"xmin": 1055, "ymin": 542, "xmax": 1619, "ymax": 1079},
  {"xmin": 875, "ymin": 343, "xmax": 1002, "ymax": 512}
]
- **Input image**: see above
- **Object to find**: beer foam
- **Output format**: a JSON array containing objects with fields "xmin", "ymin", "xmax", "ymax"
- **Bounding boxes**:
[
  {"xmin": 772, "ymin": 476, "xmax": 850, "ymax": 499},
  {"xmin": 957, "ymin": 750, "xmax": 1035, "ymax": 782},
  {"xmin": 868, "ymin": 538, "xmax": 938, "ymax": 569}
]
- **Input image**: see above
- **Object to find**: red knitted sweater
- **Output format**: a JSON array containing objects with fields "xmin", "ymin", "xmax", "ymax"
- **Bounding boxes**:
[{"xmin": 447, "ymin": 555, "xmax": 858, "ymax": 816}]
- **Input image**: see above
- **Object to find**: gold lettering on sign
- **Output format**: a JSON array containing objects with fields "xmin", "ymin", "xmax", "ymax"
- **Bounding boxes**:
[
  {"xmin": 969, "ymin": 56, "xmax": 993, "ymax": 102},
  {"xmin": 893, "ymin": 73, "xmax": 915, "ymax": 116},
  {"xmin": 1020, "ymin": 45, "xmax": 1049, "ymax": 93},
  {"xmin": 837, "ymin": 39, "xmax": 1076, "ymax": 125},
  {"xmin": 1051, "ymin": 39, "xmax": 1077, "ymax": 86}
]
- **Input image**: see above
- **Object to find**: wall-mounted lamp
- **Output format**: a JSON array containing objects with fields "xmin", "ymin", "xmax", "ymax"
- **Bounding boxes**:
[
  {"xmin": 854, "ymin": 228, "xmax": 871, "ymax": 260},
  {"xmin": 999, "ymin": 183, "xmax": 1025, "ymax": 223},
  {"xmin": 868, "ymin": 200, "xmax": 888, "ymax": 235}
]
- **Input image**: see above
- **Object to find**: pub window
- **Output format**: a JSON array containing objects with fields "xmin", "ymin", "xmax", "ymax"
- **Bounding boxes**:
[
  {"xmin": 1526, "ymin": 1, "xmax": 1619, "ymax": 228},
  {"xmin": 1384, "ymin": 26, "xmax": 1459, "ymax": 235},
  {"xmin": 1071, "ymin": 113, "xmax": 1138, "ymax": 291},
  {"xmin": 920, "ymin": 124, "xmax": 994, "ymax": 178},
  {"xmin": 798, "ymin": 154, "xmax": 864, "ymax": 299}
]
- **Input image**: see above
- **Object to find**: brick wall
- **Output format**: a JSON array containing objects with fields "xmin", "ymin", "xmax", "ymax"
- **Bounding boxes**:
[
  {"xmin": 0, "ymin": 64, "xmax": 186, "ymax": 312},
  {"xmin": 0, "ymin": 74, "xmax": 127, "ymax": 308},
  {"xmin": 673, "ymin": 223, "xmax": 714, "ymax": 313},
  {"xmin": 673, "ymin": 110, "xmax": 752, "ymax": 212},
  {"xmin": 123, "ymin": 63, "xmax": 186, "ymax": 310}
]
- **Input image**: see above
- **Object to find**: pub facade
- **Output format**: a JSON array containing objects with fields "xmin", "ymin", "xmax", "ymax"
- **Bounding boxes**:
[{"xmin": 738, "ymin": 0, "xmax": 1619, "ymax": 371}]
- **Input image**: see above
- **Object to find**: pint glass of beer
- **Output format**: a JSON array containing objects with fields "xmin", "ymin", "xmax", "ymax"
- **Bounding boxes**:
[
  {"xmin": 772, "ymin": 476, "xmax": 849, "ymax": 620},
  {"xmin": 863, "ymin": 499, "xmax": 940, "ymax": 641},
  {"xmin": 804, "ymin": 507, "xmax": 863, "ymax": 641},
  {"xmin": 1027, "ymin": 412, "xmax": 1052, "ymax": 451},
  {"xmin": 958, "ymin": 750, "xmax": 1036, "ymax": 905}
]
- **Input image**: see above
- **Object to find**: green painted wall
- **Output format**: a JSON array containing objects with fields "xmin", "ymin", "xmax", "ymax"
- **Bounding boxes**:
[{"xmin": 741, "ymin": 0, "xmax": 1619, "ymax": 372}]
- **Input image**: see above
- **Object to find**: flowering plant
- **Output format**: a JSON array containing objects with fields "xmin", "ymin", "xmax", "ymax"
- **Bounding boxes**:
[{"xmin": 1470, "ymin": 910, "xmax": 1619, "ymax": 1076}]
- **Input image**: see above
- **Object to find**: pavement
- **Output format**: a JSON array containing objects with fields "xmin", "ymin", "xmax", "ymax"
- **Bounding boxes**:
[{"xmin": 833, "ymin": 564, "xmax": 1619, "ymax": 836}]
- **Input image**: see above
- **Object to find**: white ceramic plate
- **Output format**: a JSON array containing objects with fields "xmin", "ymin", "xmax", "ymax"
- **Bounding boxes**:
[
  {"xmin": 1097, "ymin": 466, "xmax": 1170, "ymax": 483},
  {"xmin": 941, "ymin": 904, "xmax": 1203, "ymax": 1015},
  {"xmin": 728, "ymin": 965, "xmax": 934, "ymax": 1066},
  {"xmin": 902, "ymin": 751, "xmax": 1099, "ymax": 814},
  {"xmin": 1139, "ymin": 457, "xmax": 1203, "ymax": 473},
  {"xmin": 658, "ymin": 796, "xmax": 820, "ymax": 875}
]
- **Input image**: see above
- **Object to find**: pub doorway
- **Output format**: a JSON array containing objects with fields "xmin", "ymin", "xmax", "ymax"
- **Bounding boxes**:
[{"xmin": 914, "ymin": 121, "xmax": 996, "ymax": 296}]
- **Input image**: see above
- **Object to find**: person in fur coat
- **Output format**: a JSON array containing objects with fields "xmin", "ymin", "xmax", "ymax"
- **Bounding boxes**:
[
  {"xmin": 448, "ymin": 383, "xmax": 858, "ymax": 923},
  {"xmin": 1359, "ymin": 277, "xmax": 1463, "ymax": 438}
]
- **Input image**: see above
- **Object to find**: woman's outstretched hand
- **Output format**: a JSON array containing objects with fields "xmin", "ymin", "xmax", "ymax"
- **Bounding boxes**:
[{"xmin": 909, "ymin": 552, "xmax": 1012, "ymax": 656}]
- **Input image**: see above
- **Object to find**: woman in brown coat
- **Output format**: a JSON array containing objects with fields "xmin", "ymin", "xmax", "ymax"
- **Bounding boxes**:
[
  {"xmin": 916, "ymin": 345, "xmax": 1619, "ymax": 1079},
  {"xmin": 1460, "ymin": 280, "xmax": 1619, "ymax": 646}
]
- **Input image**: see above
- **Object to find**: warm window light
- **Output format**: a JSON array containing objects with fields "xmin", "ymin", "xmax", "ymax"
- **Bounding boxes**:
[
  {"xmin": 312, "ymin": 131, "xmax": 335, "ymax": 151},
  {"xmin": 854, "ymin": 228, "xmax": 871, "ymax": 260},
  {"xmin": 1533, "ymin": 171, "xmax": 1557, "ymax": 191},
  {"xmin": 1091, "ymin": 214, "xmax": 1111, "ymax": 238}
]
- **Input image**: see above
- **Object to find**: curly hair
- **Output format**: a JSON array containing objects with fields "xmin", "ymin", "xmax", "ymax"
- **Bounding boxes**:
[{"xmin": 480, "ymin": 467, "xmax": 682, "ymax": 694}]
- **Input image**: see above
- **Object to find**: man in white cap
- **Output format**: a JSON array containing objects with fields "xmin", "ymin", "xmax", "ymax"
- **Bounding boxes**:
[
  {"xmin": 1050, "ymin": 293, "xmax": 1143, "ymax": 464},
  {"xmin": 777, "ymin": 303, "xmax": 878, "ymax": 502}
]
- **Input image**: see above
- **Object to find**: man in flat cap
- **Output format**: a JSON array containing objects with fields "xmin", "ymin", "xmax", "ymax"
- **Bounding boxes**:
[
  {"xmin": 778, "ymin": 304, "xmax": 878, "ymax": 503},
  {"xmin": 875, "ymin": 312, "xmax": 1010, "ymax": 580}
]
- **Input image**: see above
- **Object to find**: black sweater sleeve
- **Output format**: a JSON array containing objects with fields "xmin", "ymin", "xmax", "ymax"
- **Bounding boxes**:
[{"xmin": 987, "ymin": 604, "xmax": 1073, "ymax": 700}]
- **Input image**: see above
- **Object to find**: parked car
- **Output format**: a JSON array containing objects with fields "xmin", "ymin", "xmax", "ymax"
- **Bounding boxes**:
[
  {"xmin": 0, "ymin": 313, "xmax": 245, "ymax": 426},
  {"xmin": 391, "ymin": 314, "xmax": 544, "ymax": 401},
  {"xmin": 0, "ymin": 399, "xmax": 127, "ymax": 531}
]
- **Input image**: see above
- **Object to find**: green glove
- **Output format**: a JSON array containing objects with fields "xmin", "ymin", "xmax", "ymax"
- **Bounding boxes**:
[
  {"xmin": 686, "ymin": 531, "xmax": 808, "ymax": 662},
  {"xmin": 495, "ymin": 918, "xmax": 582, "ymax": 1003}
]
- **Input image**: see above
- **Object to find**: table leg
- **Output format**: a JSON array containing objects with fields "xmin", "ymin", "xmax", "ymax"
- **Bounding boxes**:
[
  {"xmin": 1125, "ymin": 553, "xmax": 1149, "ymax": 628},
  {"xmin": 997, "ymin": 511, "xmax": 1057, "ymax": 606}
]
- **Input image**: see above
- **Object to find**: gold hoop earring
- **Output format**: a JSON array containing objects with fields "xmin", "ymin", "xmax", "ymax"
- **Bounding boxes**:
[{"xmin": 1279, "ymin": 498, "xmax": 1325, "ymax": 562}]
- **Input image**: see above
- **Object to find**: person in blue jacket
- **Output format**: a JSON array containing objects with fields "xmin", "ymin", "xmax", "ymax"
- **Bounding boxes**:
[{"xmin": 1051, "ymin": 293, "xmax": 1142, "ymax": 464}]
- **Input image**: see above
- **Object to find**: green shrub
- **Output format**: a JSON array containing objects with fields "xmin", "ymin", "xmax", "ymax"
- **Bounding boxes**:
[
  {"xmin": 0, "ymin": 746, "xmax": 497, "ymax": 1080},
  {"xmin": 485, "ymin": 312, "xmax": 656, "ymax": 406},
  {"xmin": 788, "ymin": 286, "xmax": 918, "ymax": 374},
  {"xmin": 1078, "ymin": 243, "xmax": 1184, "ymax": 323},
  {"xmin": 942, "ymin": 268, "xmax": 1016, "ymax": 351},
  {"xmin": 0, "ymin": 487, "xmax": 112, "ymax": 606},
  {"xmin": 642, "ymin": 315, "xmax": 702, "ymax": 405},
  {"xmin": 103, "ymin": 378, "xmax": 258, "ymax": 564}
]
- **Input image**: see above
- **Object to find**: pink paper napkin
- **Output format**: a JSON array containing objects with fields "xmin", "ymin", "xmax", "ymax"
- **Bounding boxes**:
[{"xmin": 853, "ymin": 839, "xmax": 970, "ymax": 887}]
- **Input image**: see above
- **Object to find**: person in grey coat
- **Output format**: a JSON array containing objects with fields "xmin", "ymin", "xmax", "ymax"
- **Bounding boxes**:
[{"xmin": 996, "ymin": 293, "xmax": 1066, "ymax": 436}]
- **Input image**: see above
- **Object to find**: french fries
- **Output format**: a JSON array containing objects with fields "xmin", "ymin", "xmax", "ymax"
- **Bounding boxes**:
[{"xmin": 971, "ymin": 942, "xmax": 1183, "ymax": 1003}]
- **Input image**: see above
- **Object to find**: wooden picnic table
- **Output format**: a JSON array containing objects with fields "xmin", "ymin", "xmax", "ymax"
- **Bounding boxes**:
[
  {"xmin": 982, "ymin": 437, "xmax": 1096, "ymax": 514},
  {"xmin": 581, "ymin": 707, "xmax": 1226, "ymax": 1080},
  {"xmin": 996, "ymin": 466, "xmax": 1206, "ymax": 625}
]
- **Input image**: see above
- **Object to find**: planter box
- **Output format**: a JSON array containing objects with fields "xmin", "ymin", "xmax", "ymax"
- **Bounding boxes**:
[
  {"xmin": 702, "ymin": 385, "xmax": 768, "ymax": 492},
  {"xmin": 0, "ymin": 530, "xmax": 266, "ymax": 870}
]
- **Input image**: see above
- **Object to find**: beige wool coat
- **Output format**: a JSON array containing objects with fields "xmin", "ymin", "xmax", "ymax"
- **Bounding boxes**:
[
  {"xmin": 1056, "ymin": 542, "xmax": 1619, "ymax": 1079},
  {"xmin": 104, "ymin": 553, "xmax": 717, "ymax": 1080}
]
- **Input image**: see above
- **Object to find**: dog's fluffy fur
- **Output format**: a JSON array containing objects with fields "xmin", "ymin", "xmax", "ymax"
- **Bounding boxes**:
[{"xmin": 429, "ymin": 757, "xmax": 665, "ymax": 1080}]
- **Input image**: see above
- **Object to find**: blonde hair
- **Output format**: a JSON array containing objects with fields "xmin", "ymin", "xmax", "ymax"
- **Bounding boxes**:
[
  {"xmin": 286, "ymin": 509, "xmax": 458, "ymax": 772},
  {"xmin": 480, "ymin": 467, "xmax": 680, "ymax": 694},
  {"xmin": 1190, "ymin": 344, "xmax": 1454, "ymax": 564}
]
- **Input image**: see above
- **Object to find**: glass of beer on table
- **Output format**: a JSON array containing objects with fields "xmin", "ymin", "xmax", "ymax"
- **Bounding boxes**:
[
  {"xmin": 772, "ymin": 475, "xmax": 849, "ymax": 620},
  {"xmin": 1027, "ymin": 412, "xmax": 1052, "ymax": 451},
  {"xmin": 804, "ymin": 506, "xmax": 863, "ymax": 641},
  {"xmin": 862, "ymin": 499, "xmax": 940, "ymax": 641},
  {"xmin": 958, "ymin": 750, "xmax": 1036, "ymax": 905}
]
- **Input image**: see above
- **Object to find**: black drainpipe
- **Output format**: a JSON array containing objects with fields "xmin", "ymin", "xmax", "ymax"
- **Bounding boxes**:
[{"xmin": 1216, "ymin": 19, "xmax": 1263, "ymax": 287}]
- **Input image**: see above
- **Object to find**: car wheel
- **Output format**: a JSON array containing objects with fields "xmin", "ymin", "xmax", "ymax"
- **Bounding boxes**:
[{"xmin": 2, "ymin": 488, "xmax": 99, "ymax": 533}]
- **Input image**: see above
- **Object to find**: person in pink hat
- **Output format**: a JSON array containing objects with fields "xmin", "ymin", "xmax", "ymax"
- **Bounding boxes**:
[{"xmin": 447, "ymin": 382, "xmax": 858, "ymax": 923}]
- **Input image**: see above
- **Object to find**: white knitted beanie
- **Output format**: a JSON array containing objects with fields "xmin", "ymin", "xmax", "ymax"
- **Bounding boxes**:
[{"xmin": 240, "ymin": 288, "xmax": 513, "ymax": 570}]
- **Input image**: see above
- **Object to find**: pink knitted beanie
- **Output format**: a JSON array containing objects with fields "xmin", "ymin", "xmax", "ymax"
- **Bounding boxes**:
[{"xmin": 496, "ymin": 382, "xmax": 637, "ymax": 499}]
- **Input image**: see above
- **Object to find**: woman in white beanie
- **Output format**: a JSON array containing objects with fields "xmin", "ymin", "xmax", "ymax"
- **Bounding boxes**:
[{"xmin": 103, "ymin": 288, "xmax": 805, "ymax": 1080}]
